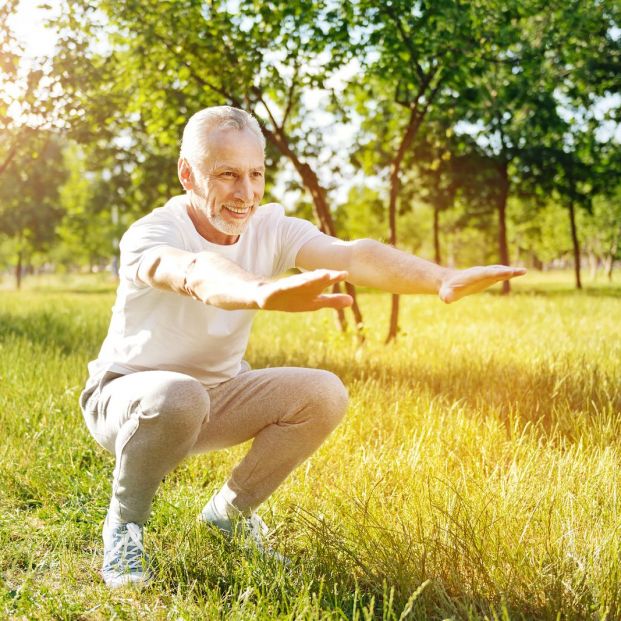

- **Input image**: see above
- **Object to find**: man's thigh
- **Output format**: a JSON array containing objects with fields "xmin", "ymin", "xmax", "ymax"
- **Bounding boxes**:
[
  {"xmin": 191, "ymin": 366, "xmax": 346, "ymax": 453},
  {"xmin": 85, "ymin": 370, "xmax": 206, "ymax": 454}
]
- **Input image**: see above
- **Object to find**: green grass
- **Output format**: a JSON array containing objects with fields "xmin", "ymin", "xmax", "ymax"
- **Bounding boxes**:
[{"xmin": 1, "ymin": 271, "xmax": 620, "ymax": 620}]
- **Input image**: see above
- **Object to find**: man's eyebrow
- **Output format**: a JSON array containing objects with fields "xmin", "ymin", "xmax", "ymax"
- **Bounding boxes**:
[{"xmin": 210, "ymin": 163, "xmax": 265, "ymax": 172}]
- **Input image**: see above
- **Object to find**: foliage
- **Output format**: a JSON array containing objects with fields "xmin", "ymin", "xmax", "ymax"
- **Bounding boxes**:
[
  {"xmin": 0, "ymin": 131, "xmax": 68, "ymax": 285},
  {"xmin": 0, "ymin": 0, "xmax": 62, "ymax": 176},
  {"xmin": 55, "ymin": 143, "xmax": 121, "ymax": 269}
]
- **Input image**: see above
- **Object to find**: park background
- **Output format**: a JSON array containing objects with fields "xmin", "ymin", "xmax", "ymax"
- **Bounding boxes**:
[{"xmin": 1, "ymin": 1, "xmax": 621, "ymax": 619}]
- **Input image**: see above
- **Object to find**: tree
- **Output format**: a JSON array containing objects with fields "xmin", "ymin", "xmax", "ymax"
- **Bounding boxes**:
[
  {"xmin": 462, "ymin": 0, "xmax": 621, "ymax": 291},
  {"xmin": 0, "ymin": 132, "xmax": 67, "ymax": 287},
  {"xmin": 55, "ymin": 143, "xmax": 122, "ymax": 271},
  {"xmin": 347, "ymin": 0, "xmax": 517, "ymax": 341},
  {"xmin": 0, "ymin": 0, "xmax": 61, "ymax": 177}
]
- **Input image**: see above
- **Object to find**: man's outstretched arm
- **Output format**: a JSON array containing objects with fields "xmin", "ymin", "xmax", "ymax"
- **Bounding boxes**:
[
  {"xmin": 137, "ymin": 246, "xmax": 353, "ymax": 311},
  {"xmin": 295, "ymin": 235, "xmax": 526, "ymax": 303}
]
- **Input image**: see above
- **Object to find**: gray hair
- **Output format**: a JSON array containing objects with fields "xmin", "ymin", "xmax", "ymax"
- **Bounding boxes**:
[{"xmin": 179, "ymin": 106, "xmax": 265, "ymax": 169}]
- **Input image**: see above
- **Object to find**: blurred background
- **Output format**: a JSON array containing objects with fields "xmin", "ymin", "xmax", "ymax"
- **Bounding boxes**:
[{"xmin": 1, "ymin": 0, "xmax": 619, "ymax": 294}]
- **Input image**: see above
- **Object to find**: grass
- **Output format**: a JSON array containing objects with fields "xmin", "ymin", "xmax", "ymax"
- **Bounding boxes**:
[{"xmin": 0, "ymin": 270, "xmax": 620, "ymax": 620}]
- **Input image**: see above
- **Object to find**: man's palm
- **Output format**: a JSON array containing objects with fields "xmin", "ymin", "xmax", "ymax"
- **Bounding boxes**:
[{"xmin": 439, "ymin": 265, "xmax": 527, "ymax": 303}]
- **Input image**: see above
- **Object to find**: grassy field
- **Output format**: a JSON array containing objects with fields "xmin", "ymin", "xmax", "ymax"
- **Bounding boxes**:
[{"xmin": 1, "ymin": 271, "xmax": 620, "ymax": 620}]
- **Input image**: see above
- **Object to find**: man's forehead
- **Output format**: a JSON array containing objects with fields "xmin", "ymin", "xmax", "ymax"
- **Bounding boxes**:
[{"xmin": 203, "ymin": 127, "xmax": 265, "ymax": 169}]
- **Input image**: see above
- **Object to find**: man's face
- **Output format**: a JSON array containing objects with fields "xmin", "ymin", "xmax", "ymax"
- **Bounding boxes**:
[{"xmin": 188, "ymin": 127, "xmax": 265, "ymax": 243}]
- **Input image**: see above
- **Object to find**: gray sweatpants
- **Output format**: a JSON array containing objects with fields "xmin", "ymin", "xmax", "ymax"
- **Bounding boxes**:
[{"xmin": 79, "ymin": 366, "xmax": 348, "ymax": 524}]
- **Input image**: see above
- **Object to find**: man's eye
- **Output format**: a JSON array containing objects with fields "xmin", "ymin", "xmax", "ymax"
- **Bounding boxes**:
[
  {"xmin": 222, "ymin": 171, "xmax": 236, "ymax": 178},
  {"xmin": 252, "ymin": 171, "xmax": 264, "ymax": 178}
]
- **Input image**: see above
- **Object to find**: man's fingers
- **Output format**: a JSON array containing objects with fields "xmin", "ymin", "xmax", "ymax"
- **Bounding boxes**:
[
  {"xmin": 439, "ymin": 265, "xmax": 527, "ymax": 304},
  {"xmin": 310, "ymin": 293, "xmax": 353, "ymax": 310},
  {"xmin": 281, "ymin": 269, "xmax": 349, "ymax": 292},
  {"xmin": 486, "ymin": 266, "xmax": 527, "ymax": 280}
]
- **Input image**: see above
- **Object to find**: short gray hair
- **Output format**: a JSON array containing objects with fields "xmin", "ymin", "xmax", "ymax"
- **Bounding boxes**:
[{"xmin": 179, "ymin": 106, "xmax": 265, "ymax": 168}]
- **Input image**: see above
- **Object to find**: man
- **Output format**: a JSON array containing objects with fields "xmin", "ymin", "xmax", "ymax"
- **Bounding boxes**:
[{"xmin": 79, "ymin": 105, "xmax": 525, "ymax": 589}]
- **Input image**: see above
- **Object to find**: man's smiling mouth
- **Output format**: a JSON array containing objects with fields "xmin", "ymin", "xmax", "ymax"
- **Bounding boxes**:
[{"xmin": 223, "ymin": 204, "xmax": 252, "ymax": 216}]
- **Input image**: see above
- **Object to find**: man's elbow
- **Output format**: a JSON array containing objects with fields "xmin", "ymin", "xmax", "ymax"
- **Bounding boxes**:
[
  {"xmin": 137, "ymin": 249, "xmax": 189, "ymax": 293},
  {"xmin": 347, "ymin": 238, "xmax": 383, "ymax": 286},
  {"xmin": 136, "ymin": 253, "xmax": 163, "ymax": 288}
]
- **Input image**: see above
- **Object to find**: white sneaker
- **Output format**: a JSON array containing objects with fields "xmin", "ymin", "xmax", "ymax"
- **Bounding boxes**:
[
  {"xmin": 199, "ymin": 496, "xmax": 288, "ymax": 564},
  {"xmin": 102, "ymin": 515, "xmax": 151, "ymax": 588}
]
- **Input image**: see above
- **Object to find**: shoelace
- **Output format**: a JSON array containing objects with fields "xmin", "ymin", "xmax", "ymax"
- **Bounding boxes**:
[
  {"xmin": 105, "ymin": 523, "xmax": 145, "ymax": 571},
  {"xmin": 244, "ymin": 514, "xmax": 269, "ymax": 547}
]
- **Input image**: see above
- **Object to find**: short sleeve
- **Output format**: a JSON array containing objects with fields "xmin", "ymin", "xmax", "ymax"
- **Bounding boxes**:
[
  {"xmin": 273, "ymin": 213, "xmax": 323, "ymax": 274},
  {"xmin": 119, "ymin": 215, "xmax": 185, "ymax": 287}
]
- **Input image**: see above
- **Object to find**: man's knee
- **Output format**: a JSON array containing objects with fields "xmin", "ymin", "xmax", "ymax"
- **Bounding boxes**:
[
  {"xmin": 306, "ymin": 370, "xmax": 349, "ymax": 432},
  {"xmin": 140, "ymin": 375, "xmax": 210, "ymax": 438}
]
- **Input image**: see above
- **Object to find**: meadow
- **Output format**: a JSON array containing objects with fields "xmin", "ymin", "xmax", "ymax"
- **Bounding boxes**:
[{"xmin": 0, "ymin": 271, "xmax": 620, "ymax": 620}]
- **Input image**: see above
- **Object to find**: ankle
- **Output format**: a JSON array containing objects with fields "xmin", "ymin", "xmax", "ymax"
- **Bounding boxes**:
[{"xmin": 212, "ymin": 483, "xmax": 251, "ymax": 519}]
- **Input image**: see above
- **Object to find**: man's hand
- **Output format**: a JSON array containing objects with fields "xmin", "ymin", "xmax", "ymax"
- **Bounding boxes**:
[
  {"xmin": 439, "ymin": 265, "xmax": 527, "ymax": 303},
  {"xmin": 256, "ymin": 269, "xmax": 353, "ymax": 312}
]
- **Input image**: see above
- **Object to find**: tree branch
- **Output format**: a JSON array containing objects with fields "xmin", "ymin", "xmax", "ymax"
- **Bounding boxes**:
[
  {"xmin": 381, "ymin": 4, "xmax": 426, "ymax": 84},
  {"xmin": 281, "ymin": 60, "xmax": 300, "ymax": 130},
  {"xmin": 149, "ymin": 29, "xmax": 242, "ymax": 106}
]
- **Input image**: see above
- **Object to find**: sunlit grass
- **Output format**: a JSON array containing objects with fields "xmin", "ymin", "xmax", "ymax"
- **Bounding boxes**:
[{"xmin": 1, "ymin": 271, "xmax": 620, "ymax": 619}]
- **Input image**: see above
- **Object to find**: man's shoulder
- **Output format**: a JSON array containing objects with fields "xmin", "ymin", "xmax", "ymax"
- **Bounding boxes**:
[
  {"xmin": 120, "ymin": 195, "xmax": 189, "ymax": 251},
  {"xmin": 128, "ymin": 195, "xmax": 188, "ymax": 230}
]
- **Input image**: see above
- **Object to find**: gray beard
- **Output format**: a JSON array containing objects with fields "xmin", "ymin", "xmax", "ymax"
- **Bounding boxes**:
[
  {"xmin": 192, "ymin": 191, "xmax": 254, "ymax": 237},
  {"xmin": 209, "ymin": 208, "xmax": 251, "ymax": 236}
]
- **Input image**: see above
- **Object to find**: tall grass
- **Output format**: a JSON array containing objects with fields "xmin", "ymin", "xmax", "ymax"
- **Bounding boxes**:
[{"xmin": 1, "ymin": 272, "xmax": 620, "ymax": 619}]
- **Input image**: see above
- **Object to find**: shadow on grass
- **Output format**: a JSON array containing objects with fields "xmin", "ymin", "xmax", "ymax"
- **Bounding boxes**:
[
  {"xmin": 3, "ymin": 302, "xmax": 618, "ymax": 441},
  {"xmin": 512, "ymin": 285, "xmax": 621, "ymax": 299},
  {"xmin": 0, "ymin": 310, "xmax": 105, "ymax": 356},
  {"xmin": 483, "ymin": 283, "xmax": 621, "ymax": 299},
  {"xmin": 251, "ymin": 349, "xmax": 620, "ymax": 441}
]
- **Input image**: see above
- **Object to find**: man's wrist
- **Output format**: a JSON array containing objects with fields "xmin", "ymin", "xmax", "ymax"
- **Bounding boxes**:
[
  {"xmin": 435, "ymin": 266, "xmax": 454, "ymax": 293},
  {"xmin": 253, "ymin": 280, "xmax": 273, "ymax": 310}
]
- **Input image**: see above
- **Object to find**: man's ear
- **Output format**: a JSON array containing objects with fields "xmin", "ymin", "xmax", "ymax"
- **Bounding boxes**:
[{"xmin": 178, "ymin": 157, "xmax": 194, "ymax": 191}]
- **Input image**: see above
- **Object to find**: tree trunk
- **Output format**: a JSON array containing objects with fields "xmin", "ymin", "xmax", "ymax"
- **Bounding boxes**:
[
  {"xmin": 588, "ymin": 252, "xmax": 598, "ymax": 281},
  {"xmin": 607, "ymin": 235, "xmax": 618, "ymax": 282},
  {"xmin": 568, "ymin": 197, "xmax": 582, "ymax": 290},
  {"xmin": 386, "ymin": 161, "xmax": 400, "ymax": 343},
  {"xmin": 604, "ymin": 254, "xmax": 613, "ymax": 281},
  {"xmin": 497, "ymin": 161, "xmax": 511, "ymax": 295},
  {"xmin": 386, "ymin": 107, "xmax": 422, "ymax": 343},
  {"xmin": 433, "ymin": 202, "xmax": 441, "ymax": 265},
  {"xmin": 15, "ymin": 248, "xmax": 22, "ymax": 290},
  {"xmin": 261, "ymin": 126, "xmax": 365, "ymax": 337}
]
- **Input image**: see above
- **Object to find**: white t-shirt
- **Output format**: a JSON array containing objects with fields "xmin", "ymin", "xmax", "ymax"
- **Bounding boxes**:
[{"xmin": 88, "ymin": 195, "xmax": 322, "ymax": 387}]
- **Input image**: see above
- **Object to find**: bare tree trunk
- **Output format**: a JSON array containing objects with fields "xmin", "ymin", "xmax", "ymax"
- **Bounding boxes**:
[
  {"xmin": 588, "ymin": 252, "xmax": 598, "ymax": 281},
  {"xmin": 386, "ymin": 160, "xmax": 400, "ymax": 343},
  {"xmin": 497, "ymin": 161, "xmax": 511, "ymax": 295},
  {"xmin": 607, "ymin": 235, "xmax": 618, "ymax": 282},
  {"xmin": 261, "ymin": 125, "xmax": 365, "ymax": 336},
  {"xmin": 604, "ymin": 255, "xmax": 613, "ymax": 281},
  {"xmin": 386, "ymin": 107, "xmax": 422, "ymax": 343},
  {"xmin": 568, "ymin": 197, "xmax": 582, "ymax": 290},
  {"xmin": 295, "ymin": 161, "xmax": 364, "ymax": 335},
  {"xmin": 15, "ymin": 248, "xmax": 23, "ymax": 290}
]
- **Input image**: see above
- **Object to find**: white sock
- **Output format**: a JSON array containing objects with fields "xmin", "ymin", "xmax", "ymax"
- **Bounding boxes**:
[{"xmin": 211, "ymin": 483, "xmax": 248, "ymax": 519}]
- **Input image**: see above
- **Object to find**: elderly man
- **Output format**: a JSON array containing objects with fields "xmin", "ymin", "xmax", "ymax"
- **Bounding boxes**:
[{"xmin": 79, "ymin": 105, "xmax": 525, "ymax": 588}]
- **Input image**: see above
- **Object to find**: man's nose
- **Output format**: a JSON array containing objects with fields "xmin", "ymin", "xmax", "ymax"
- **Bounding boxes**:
[{"xmin": 234, "ymin": 175, "xmax": 254, "ymax": 201}]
